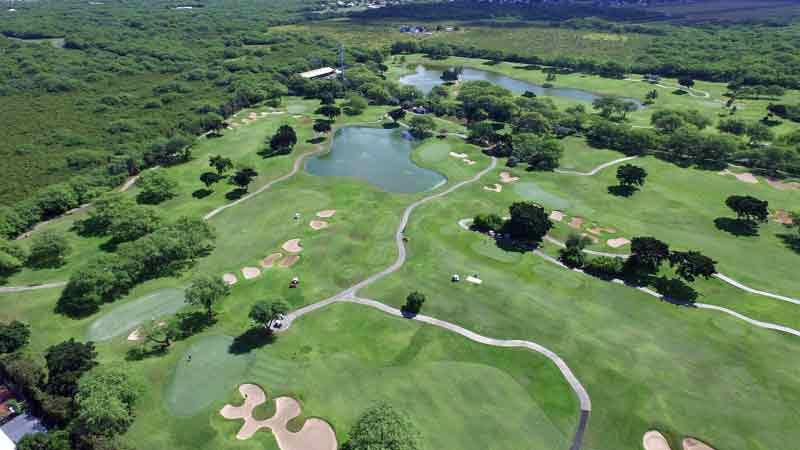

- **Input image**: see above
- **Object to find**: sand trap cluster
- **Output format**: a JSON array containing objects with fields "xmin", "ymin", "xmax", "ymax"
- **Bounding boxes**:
[
  {"xmin": 766, "ymin": 177, "xmax": 800, "ymax": 190},
  {"xmin": 242, "ymin": 267, "xmax": 261, "ymax": 279},
  {"xmin": 310, "ymin": 220, "xmax": 329, "ymax": 230},
  {"xmin": 643, "ymin": 431, "xmax": 672, "ymax": 450},
  {"xmin": 261, "ymin": 253, "xmax": 283, "ymax": 268},
  {"xmin": 220, "ymin": 384, "xmax": 337, "ymax": 450},
  {"xmin": 549, "ymin": 211, "xmax": 564, "ymax": 222},
  {"xmin": 568, "ymin": 217, "xmax": 585, "ymax": 229},
  {"xmin": 682, "ymin": 438, "xmax": 716, "ymax": 450},
  {"xmin": 607, "ymin": 237, "xmax": 631, "ymax": 248},
  {"xmin": 282, "ymin": 239, "xmax": 303, "ymax": 253},
  {"xmin": 499, "ymin": 171, "xmax": 519, "ymax": 183},
  {"xmin": 127, "ymin": 328, "xmax": 142, "ymax": 341},
  {"xmin": 773, "ymin": 209, "xmax": 795, "ymax": 225},
  {"xmin": 223, "ymin": 273, "xmax": 238, "ymax": 285},
  {"xmin": 279, "ymin": 255, "xmax": 300, "ymax": 268},
  {"xmin": 719, "ymin": 169, "xmax": 758, "ymax": 184},
  {"xmin": 316, "ymin": 209, "xmax": 337, "ymax": 218},
  {"xmin": 449, "ymin": 152, "xmax": 467, "ymax": 158},
  {"xmin": 483, "ymin": 184, "xmax": 502, "ymax": 193}
]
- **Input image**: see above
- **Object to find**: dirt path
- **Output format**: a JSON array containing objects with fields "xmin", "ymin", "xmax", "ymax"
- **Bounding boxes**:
[
  {"xmin": 0, "ymin": 281, "xmax": 67, "ymax": 293},
  {"xmin": 555, "ymin": 156, "xmax": 638, "ymax": 176}
]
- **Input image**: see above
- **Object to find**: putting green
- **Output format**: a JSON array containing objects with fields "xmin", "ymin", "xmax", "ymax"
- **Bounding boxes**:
[
  {"xmin": 164, "ymin": 335, "xmax": 254, "ymax": 417},
  {"xmin": 417, "ymin": 141, "xmax": 453, "ymax": 163},
  {"xmin": 86, "ymin": 288, "xmax": 187, "ymax": 342},
  {"xmin": 513, "ymin": 181, "xmax": 572, "ymax": 210}
]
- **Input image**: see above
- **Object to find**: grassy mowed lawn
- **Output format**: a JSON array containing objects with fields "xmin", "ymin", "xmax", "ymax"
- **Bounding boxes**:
[
  {"xmin": 558, "ymin": 137, "xmax": 624, "ymax": 173},
  {"xmin": 124, "ymin": 303, "xmax": 578, "ymax": 450},
  {"xmin": 359, "ymin": 178, "xmax": 800, "ymax": 450}
]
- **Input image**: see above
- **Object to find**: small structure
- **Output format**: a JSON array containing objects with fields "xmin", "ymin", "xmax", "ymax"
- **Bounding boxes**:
[
  {"xmin": 451, "ymin": 274, "xmax": 460, "ymax": 282},
  {"xmin": 289, "ymin": 277, "xmax": 299, "ymax": 288},
  {"xmin": 298, "ymin": 67, "xmax": 339, "ymax": 80},
  {"xmin": 294, "ymin": 212, "xmax": 300, "ymax": 220},
  {"xmin": 411, "ymin": 106, "xmax": 428, "ymax": 114},
  {"xmin": 466, "ymin": 274, "xmax": 482, "ymax": 285}
]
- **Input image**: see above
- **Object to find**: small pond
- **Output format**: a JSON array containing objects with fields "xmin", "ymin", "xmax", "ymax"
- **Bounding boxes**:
[
  {"xmin": 399, "ymin": 65, "xmax": 643, "ymax": 108},
  {"xmin": 305, "ymin": 126, "xmax": 446, "ymax": 193}
]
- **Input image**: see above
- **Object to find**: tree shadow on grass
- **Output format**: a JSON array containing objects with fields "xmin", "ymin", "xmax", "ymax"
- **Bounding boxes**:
[
  {"xmin": 229, "ymin": 327, "xmax": 275, "ymax": 354},
  {"xmin": 306, "ymin": 136, "xmax": 327, "ymax": 144},
  {"xmin": 652, "ymin": 277, "xmax": 698, "ymax": 305},
  {"xmin": 177, "ymin": 311, "xmax": 216, "ymax": 338},
  {"xmin": 777, "ymin": 233, "xmax": 800, "ymax": 254},
  {"xmin": 713, "ymin": 217, "xmax": 759, "ymax": 237},
  {"xmin": 192, "ymin": 188, "xmax": 213, "ymax": 199},
  {"xmin": 225, "ymin": 188, "xmax": 248, "ymax": 201},
  {"xmin": 608, "ymin": 185, "xmax": 637, "ymax": 197},
  {"xmin": 494, "ymin": 236, "xmax": 542, "ymax": 253},
  {"xmin": 125, "ymin": 345, "xmax": 168, "ymax": 362}
]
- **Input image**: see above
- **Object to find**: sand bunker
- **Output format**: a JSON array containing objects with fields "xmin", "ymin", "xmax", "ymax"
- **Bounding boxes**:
[
  {"xmin": 316, "ymin": 210, "xmax": 336, "ymax": 218},
  {"xmin": 568, "ymin": 217, "xmax": 585, "ymax": 229},
  {"xmin": 221, "ymin": 384, "xmax": 337, "ymax": 450},
  {"xmin": 483, "ymin": 184, "xmax": 502, "ymax": 193},
  {"xmin": 242, "ymin": 267, "xmax": 261, "ymax": 279},
  {"xmin": 261, "ymin": 253, "xmax": 283, "ymax": 268},
  {"xmin": 643, "ymin": 431, "xmax": 672, "ymax": 450},
  {"xmin": 279, "ymin": 255, "xmax": 300, "ymax": 268},
  {"xmin": 310, "ymin": 220, "xmax": 329, "ymax": 230},
  {"xmin": 549, "ymin": 211, "xmax": 564, "ymax": 222},
  {"xmin": 682, "ymin": 438, "xmax": 715, "ymax": 450},
  {"xmin": 463, "ymin": 159, "xmax": 477, "ymax": 165},
  {"xmin": 774, "ymin": 209, "xmax": 795, "ymax": 225},
  {"xmin": 127, "ymin": 328, "xmax": 142, "ymax": 341},
  {"xmin": 499, "ymin": 171, "xmax": 519, "ymax": 183},
  {"xmin": 587, "ymin": 226, "xmax": 618, "ymax": 235},
  {"xmin": 719, "ymin": 169, "xmax": 758, "ymax": 184},
  {"xmin": 223, "ymin": 273, "xmax": 238, "ymax": 285},
  {"xmin": 282, "ymin": 239, "xmax": 303, "ymax": 253},
  {"xmin": 766, "ymin": 177, "xmax": 800, "ymax": 190},
  {"xmin": 582, "ymin": 233, "xmax": 600, "ymax": 244},
  {"xmin": 449, "ymin": 152, "xmax": 467, "ymax": 158},
  {"xmin": 607, "ymin": 237, "xmax": 631, "ymax": 248}
]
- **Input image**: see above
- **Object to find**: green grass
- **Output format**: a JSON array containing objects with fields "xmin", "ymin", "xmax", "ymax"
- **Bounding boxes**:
[
  {"xmin": 558, "ymin": 137, "xmax": 623, "ymax": 172},
  {"xmin": 360, "ymin": 164, "xmax": 800, "ymax": 450},
  {"xmin": 86, "ymin": 288, "xmax": 187, "ymax": 342}
]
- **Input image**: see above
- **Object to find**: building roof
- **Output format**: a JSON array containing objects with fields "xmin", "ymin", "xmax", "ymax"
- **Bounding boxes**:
[
  {"xmin": 0, "ymin": 413, "xmax": 46, "ymax": 444},
  {"xmin": 0, "ymin": 429, "xmax": 14, "ymax": 450},
  {"xmin": 299, "ymin": 67, "xmax": 337, "ymax": 79}
]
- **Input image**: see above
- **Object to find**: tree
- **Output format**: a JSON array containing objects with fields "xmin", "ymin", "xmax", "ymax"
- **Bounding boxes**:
[
  {"xmin": 16, "ymin": 431, "xmax": 71, "ymax": 450},
  {"xmin": 249, "ymin": 299, "xmax": 290, "ymax": 330},
  {"xmin": 316, "ymin": 104, "xmax": 341, "ymax": 122},
  {"xmin": 107, "ymin": 205, "xmax": 163, "ymax": 244},
  {"xmin": 472, "ymin": 213, "xmax": 504, "ymax": 232},
  {"xmin": 403, "ymin": 291, "xmax": 426, "ymax": 315},
  {"xmin": 746, "ymin": 122, "xmax": 774, "ymax": 146},
  {"xmin": 209, "ymin": 155, "xmax": 233, "ymax": 175},
  {"xmin": 725, "ymin": 195, "xmax": 769, "ymax": 222},
  {"xmin": 467, "ymin": 121, "xmax": 497, "ymax": 145},
  {"xmin": 185, "ymin": 274, "xmax": 230, "ymax": 321},
  {"xmin": 513, "ymin": 111, "xmax": 552, "ymax": 135},
  {"xmin": 343, "ymin": 94, "xmax": 368, "ymax": 116},
  {"xmin": 0, "ymin": 321, "xmax": 30, "ymax": 353},
  {"xmin": 616, "ymin": 164, "xmax": 647, "ymax": 188},
  {"xmin": 626, "ymin": 236, "xmax": 670, "ymax": 274},
  {"xmin": 74, "ymin": 367, "xmax": 141, "ymax": 439},
  {"xmin": 140, "ymin": 318, "xmax": 181, "ymax": 350},
  {"xmin": 199, "ymin": 172, "xmax": 222, "ymax": 189},
  {"xmin": 0, "ymin": 239, "xmax": 27, "ymax": 277},
  {"xmin": 558, "ymin": 234, "xmax": 592, "ymax": 269},
  {"xmin": 44, "ymin": 339, "xmax": 98, "ymax": 396},
  {"xmin": 136, "ymin": 171, "xmax": 177, "ymax": 204},
  {"xmin": 440, "ymin": 66, "xmax": 462, "ymax": 82},
  {"xmin": 504, "ymin": 202, "xmax": 552, "ymax": 243},
  {"xmin": 584, "ymin": 256, "xmax": 624, "ymax": 280},
  {"xmin": 592, "ymin": 96, "xmax": 637, "ymax": 121},
  {"xmin": 313, "ymin": 120, "xmax": 332, "ymax": 134},
  {"xmin": 668, "ymin": 251, "xmax": 717, "ymax": 282},
  {"xmin": 511, "ymin": 134, "xmax": 563, "ymax": 171},
  {"xmin": 408, "ymin": 115, "xmax": 436, "ymax": 139},
  {"xmin": 388, "ymin": 108, "xmax": 406, "ymax": 123},
  {"xmin": 717, "ymin": 118, "xmax": 748, "ymax": 136},
  {"xmin": 269, "ymin": 125, "xmax": 298, "ymax": 154},
  {"xmin": 347, "ymin": 403, "xmax": 420, "ymax": 450},
  {"xmin": 28, "ymin": 231, "xmax": 71, "ymax": 268},
  {"xmin": 231, "ymin": 167, "xmax": 258, "ymax": 192}
]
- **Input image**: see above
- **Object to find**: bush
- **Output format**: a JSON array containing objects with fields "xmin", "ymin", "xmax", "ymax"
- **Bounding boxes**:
[
  {"xmin": 472, "ymin": 213, "xmax": 504, "ymax": 232},
  {"xmin": 136, "ymin": 171, "xmax": 178, "ymax": 205},
  {"xmin": 583, "ymin": 256, "xmax": 623, "ymax": 280},
  {"xmin": 28, "ymin": 231, "xmax": 71, "ymax": 269}
]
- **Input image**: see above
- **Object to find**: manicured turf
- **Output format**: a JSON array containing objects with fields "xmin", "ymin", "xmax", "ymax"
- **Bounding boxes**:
[
  {"xmin": 127, "ymin": 304, "xmax": 577, "ymax": 450},
  {"xmin": 163, "ymin": 334, "xmax": 254, "ymax": 417},
  {"xmin": 86, "ymin": 288, "xmax": 187, "ymax": 342}
]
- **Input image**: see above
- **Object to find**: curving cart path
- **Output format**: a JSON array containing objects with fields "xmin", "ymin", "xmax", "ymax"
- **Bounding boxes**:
[
  {"xmin": 555, "ymin": 156, "xmax": 638, "ymax": 176},
  {"xmin": 277, "ymin": 155, "xmax": 592, "ymax": 450},
  {"xmin": 0, "ymin": 281, "xmax": 67, "ymax": 293}
]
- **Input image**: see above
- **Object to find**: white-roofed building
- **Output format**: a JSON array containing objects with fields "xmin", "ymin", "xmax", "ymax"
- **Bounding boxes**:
[
  {"xmin": 0, "ymin": 429, "xmax": 14, "ymax": 450},
  {"xmin": 298, "ymin": 67, "xmax": 339, "ymax": 80}
]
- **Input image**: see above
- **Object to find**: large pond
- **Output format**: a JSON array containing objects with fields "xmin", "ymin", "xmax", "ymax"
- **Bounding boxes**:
[
  {"xmin": 306, "ymin": 126, "xmax": 446, "ymax": 193},
  {"xmin": 399, "ymin": 65, "xmax": 643, "ymax": 108}
]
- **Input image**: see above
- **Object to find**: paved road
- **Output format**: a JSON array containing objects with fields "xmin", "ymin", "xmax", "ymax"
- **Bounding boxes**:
[
  {"xmin": 555, "ymin": 156, "xmax": 638, "ymax": 176},
  {"xmin": 0, "ymin": 281, "xmax": 67, "ymax": 293},
  {"xmin": 713, "ymin": 273, "xmax": 800, "ymax": 306}
]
